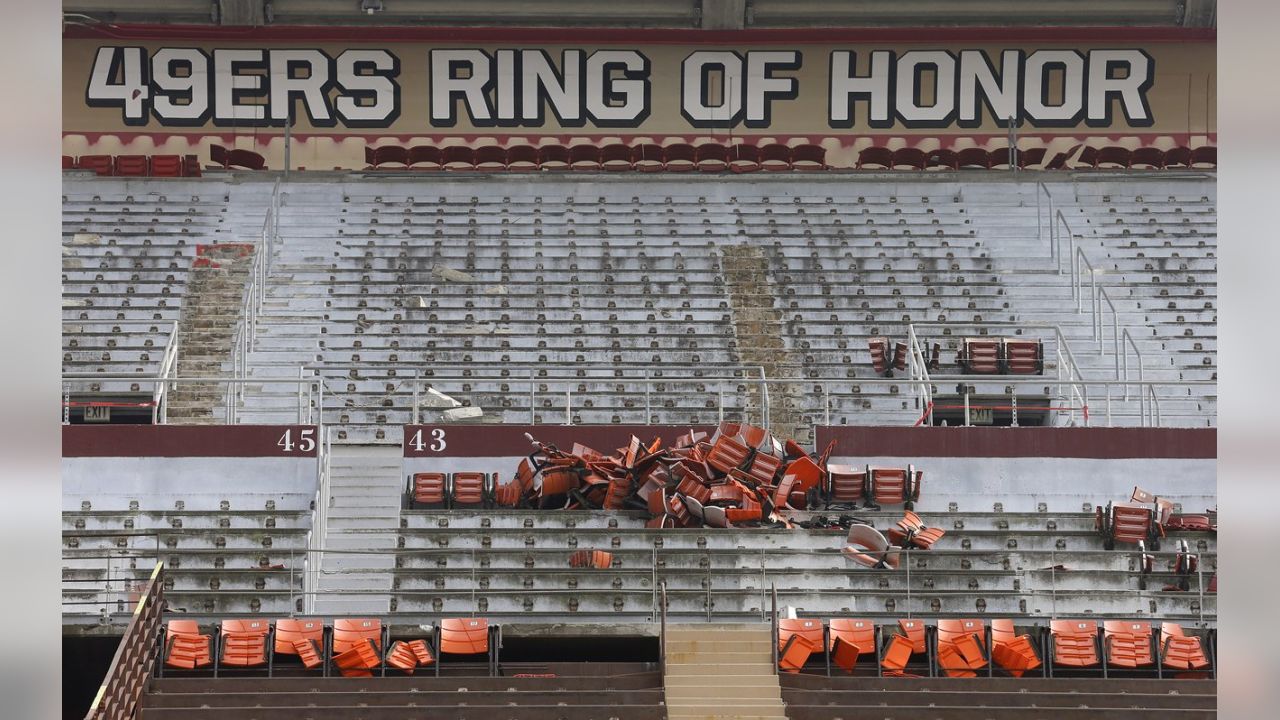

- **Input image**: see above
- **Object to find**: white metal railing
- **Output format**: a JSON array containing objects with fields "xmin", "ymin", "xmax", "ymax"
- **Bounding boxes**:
[
  {"xmin": 153, "ymin": 322, "xmax": 181, "ymax": 424},
  {"xmin": 305, "ymin": 424, "xmax": 331, "ymax": 615},
  {"xmin": 61, "ymin": 374, "xmax": 320, "ymax": 425},
  {"xmin": 905, "ymin": 324, "xmax": 935, "ymax": 425},
  {"xmin": 1055, "ymin": 208, "xmax": 1077, "ymax": 276},
  {"xmin": 1036, "ymin": 181, "xmax": 1054, "ymax": 262}
]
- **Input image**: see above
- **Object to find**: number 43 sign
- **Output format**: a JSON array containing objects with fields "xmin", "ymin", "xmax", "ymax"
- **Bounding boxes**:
[{"xmin": 407, "ymin": 428, "xmax": 448, "ymax": 453}]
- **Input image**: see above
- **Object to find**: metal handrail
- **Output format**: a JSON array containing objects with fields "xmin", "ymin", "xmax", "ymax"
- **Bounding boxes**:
[
  {"xmin": 659, "ymin": 581, "xmax": 667, "ymax": 679},
  {"xmin": 1055, "ymin": 208, "xmax": 1077, "ymax": 276},
  {"xmin": 153, "ymin": 322, "xmax": 180, "ymax": 424},
  {"xmin": 1036, "ymin": 181, "xmax": 1054, "ymax": 262}
]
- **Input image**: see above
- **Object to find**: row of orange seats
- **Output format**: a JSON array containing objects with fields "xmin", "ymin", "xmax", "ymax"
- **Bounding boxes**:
[
  {"xmin": 62, "ymin": 154, "xmax": 201, "ymax": 177},
  {"xmin": 365, "ymin": 142, "xmax": 828, "ymax": 172},
  {"xmin": 778, "ymin": 617, "xmax": 1213, "ymax": 679},
  {"xmin": 162, "ymin": 617, "xmax": 494, "ymax": 677}
]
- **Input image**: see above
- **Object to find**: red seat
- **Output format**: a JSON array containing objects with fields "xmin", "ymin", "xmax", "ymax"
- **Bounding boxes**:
[
  {"xmin": 62, "ymin": 155, "xmax": 75, "ymax": 170},
  {"xmin": 473, "ymin": 145, "xmax": 508, "ymax": 170},
  {"xmin": 881, "ymin": 620, "xmax": 927, "ymax": 675},
  {"xmin": 1163, "ymin": 146, "xmax": 1192, "ymax": 168},
  {"xmin": 569, "ymin": 144, "xmax": 602, "ymax": 170},
  {"xmin": 728, "ymin": 144, "xmax": 762, "ymax": 172},
  {"xmin": 441, "ymin": 145, "xmax": 475, "ymax": 170},
  {"xmin": 1075, "ymin": 146, "xmax": 1100, "ymax": 168},
  {"xmin": 825, "ymin": 464, "xmax": 867, "ymax": 508},
  {"xmin": 1190, "ymin": 146, "xmax": 1216, "ymax": 167},
  {"xmin": 759, "ymin": 143, "xmax": 792, "ymax": 171},
  {"xmin": 662, "ymin": 143, "xmax": 696, "ymax": 171},
  {"xmin": 959, "ymin": 338, "xmax": 1000, "ymax": 374},
  {"xmin": 891, "ymin": 510, "xmax": 945, "ymax": 549},
  {"xmin": 1097, "ymin": 501, "xmax": 1158, "ymax": 549},
  {"xmin": 1096, "ymin": 146, "xmax": 1132, "ymax": 168},
  {"xmin": 1130, "ymin": 147, "xmax": 1166, "ymax": 169},
  {"xmin": 891, "ymin": 148, "xmax": 927, "ymax": 170},
  {"xmin": 1002, "ymin": 338, "xmax": 1044, "ymax": 375},
  {"xmin": 856, "ymin": 146, "xmax": 893, "ymax": 169},
  {"xmin": 599, "ymin": 143, "xmax": 633, "ymax": 171},
  {"xmin": 439, "ymin": 618, "xmax": 489, "ymax": 655},
  {"xmin": 181, "ymin": 154, "xmax": 201, "ymax": 177},
  {"xmin": 706, "ymin": 435, "xmax": 750, "ymax": 474},
  {"xmin": 956, "ymin": 147, "xmax": 992, "ymax": 169},
  {"xmin": 1051, "ymin": 619, "xmax": 1101, "ymax": 669},
  {"xmin": 1018, "ymin": 147, "xmax": 1048, "ymax": 169},
  {"xmin": 164, "ymin": 620, "xmax": 213, "ymax": 669},
  {"xmin": 368, "ymin": 145, "xmax": 408, "ymax": 168},
  {"xmin": 150, "ymin": 155, "xmax": 182, "ymax": 177},
  {"xmin": 926, "ymin": 149, "xmax": 959, "ymax": 170},
  {"xmin": 410, "ymin": 472, "xmax": 446, "ymax": 508},
  {"xmin": 868, "ymin": 336, "xmax": 889, "ymax": 375},
  {"xmin": 220, "ymin": 619, "xmax": 269, "ymax": 667},
  {"xmin": 1044, "ymin": 144, "xmax": 1082, "ymax": 170},
  {"xmin": 505, "ymin": 144, "xmax": 540, "ymax": 170},
  {"xmin": 695, "ymin": 143, "xmax": 730, "ymax": 172},
  {"xmin": 632, "ymin": 143, "xmax": 665, "ymax": 172},
  {"xmin": 569, "ymin": 549, "xmax": 613, "ymax": 569},
  {"xmin": 274, "ymin": 618, "xmax": 324, "ymax": 669},
  {"xmin": 868, "ymin": 466, "xmax": 919, "ymax": 509},
  {"xmin": 78, "ymin": 155, "xmax": 114, "ymax": 176},
  {"xmin": 791, "ymin": 144, "xmax": 826, "ymax": 171},
  {"xmin": 386, "ymin": 638, "xmax": 435, "ymax": 674},
  {"xmin": 407, "ymin": 145, "xmax": 443, "ymax": 169},
  {"xmin": 537, "ymin": 144, "xmax": 571, "ymax": 170}
]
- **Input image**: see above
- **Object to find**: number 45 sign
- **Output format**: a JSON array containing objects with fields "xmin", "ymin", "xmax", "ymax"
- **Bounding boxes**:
[{"xmin": 275, "ymin": 427, "xmax": 318, "ymax": 454}]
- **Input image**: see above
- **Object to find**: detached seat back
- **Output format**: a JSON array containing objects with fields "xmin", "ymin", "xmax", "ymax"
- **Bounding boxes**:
[
  {"xmin": 991, "ymin": 619, "xmax": 1042, "ymax": 677},
  {"xmin": 386, "ymin": 638, "xmax": 435, "ymax": 675},
  {"xmin": 332, "ymin": 618, "xmax": 384, "ymax": 677},
  {"xmin": 777, "ymin": 618, "xmax": 825, "ymax": 673},
  {"xmin": 936, "ymin": 619, "xmax": 988, "ymax": 677},
  {"xmin": 881, "ymin": 619, "xmax": 928, "ymax": 676},
  {"xmin": 827, "ymin": 619, "xmax": 876, "ymax": 674},
  {"xmin": 219, "ymin": 619, "xmax": 270, "ymax": 668},
  {"xmin": 1050, "ymin": 620, "xmax": 1101, "ymax": 671},
  {"xmin": 887, "ymin": 511, "xmax": 945, "ymax": 550},
  {"xmin": 842, "ymin": 523, "xmax": 901, "ymax": 569},
  {"xmin": 164, "ymin": 620, "xmax": 213, "ymax": 670},
  {"xmin": 274, "ymin": 618, "xmax": 324, "ymax": 669}
]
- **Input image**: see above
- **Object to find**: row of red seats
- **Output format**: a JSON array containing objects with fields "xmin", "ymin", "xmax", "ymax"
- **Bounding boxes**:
[
  {"xmin": 365, "ymin": 142, "xmax": 827, "ymax": 172},
  {"xmin": 957, "ymin": 337, "xmax": 1045, "ymax": 376},
  {"xmin": 856, "ymin": 144, "xmax": 1217, "ymax": 170},
  {"xmin": 162, "ymin": 617, "xmax": 495, "ymax": 677},
  {"xmin": 778, "ymin": 617, "xmax": 1213, "ymax": 679},
  {"xmin": 62, "ymin": 154, "xmax": 201, "ymax": 177}
]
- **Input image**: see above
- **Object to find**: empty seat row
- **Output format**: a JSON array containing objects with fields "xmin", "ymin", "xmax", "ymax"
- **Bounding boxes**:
[
  {"xmin": 64, "ymin": 155, "xmax": 201, "ymax": 178},
  {"xmin": 777, "ymin": 617, "xmax": 1213, "ymax": 679},
  {"xmin": 855, "ymin": 145, "xmax": 1217, "ymax": 171},
  {"xmin": 162, "ymin": 617, "xmax": 496, "ymax": 677},
  {"xmin": 365, "ymin": 142, "xmax": 826, "ymax": 173}
]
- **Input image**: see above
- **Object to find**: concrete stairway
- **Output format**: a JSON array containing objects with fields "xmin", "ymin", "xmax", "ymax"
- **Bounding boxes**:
[
  {"xmin": 166, "ymin": 245, "xmax": 254, "ymax": 423},
  {"xmin": 312, "ymin": 444, "xmax": 403, "ymax": 615},
  {"xmin": 664, "ymin": 623, "xmax": 787, "ymax": 720},
  {"xmin": 721, "ymin": 246, "xmax": 805, "ymax": 441}
]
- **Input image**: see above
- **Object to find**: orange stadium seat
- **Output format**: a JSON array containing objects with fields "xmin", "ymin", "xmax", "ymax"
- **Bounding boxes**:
[
  {"xmin": 332, "ymin": 619, "xmax": 383, "ymax": 677},
  {"xmin": 887, "ymin": 510, "xmax": 945, "ymax": 550},
  {"xmin": 881, "ymin": 620, "xmax": 927, "ymax": 676},
  {"xmin": 410, "ymin": 472, "xmax": 446, "ymax": 508},
  {"xmin": 1002, "ymin": 339, "xmax": 1044, "ymax": 374},
  {"xmin": 1104, "ymin": 620, "xmax": 1155, "ymax": 670},
  {"xmin": 438, "ymin": 618, "xmax": 490, "ymax": 656},
  {"xmin": 164, "ymin": 620, "xmax": 213, "ymax": 670},
  {"xmin": 936, "ymin": 619, "xmax": 989, "ymax": 677},
  {"xmin": 827, "ymin": 619, "xmax": 876, "ymax": 674},
  {"xmin": 959, "ymin": 338, "xmax": 1000, "ymax": 374},
  {"xmin": 219, "ymin": 619, "xmax": 270, "ymax": 668},
  {"xmin": 1097, "ymin": 501, "xmax": 1161, "ymax": 550},
  {"xmin": 274, "ymin": 619, "xmax": 324, "ymax": 669},
  {"xmin": 777, "ymin": 618, "xmax": 825, "ymax": 673},
  {"xmin": 449, "ymin": 471, "xmax": 490, "ymax": 508},
  {"xmin": 386, "ymin": 638, "xmax": 435, "ymax": 674},
  {"xmin": 991, "ymin": 619, "xmax": 1042, "ymax": 677},
  {"xmin": 867, "ymin": 465, "xmax": 921, "ymax": 509},
  {"xmin": 569, "ymin": 548, "xmax": 614, "ymax": 569},
  {"xmin": 1050, "ymin": 620, "xmax": 1101, "ymax": 671},
  {"xmin": 868, "ymin": 336, "xmax": 890, "ymax": 375},
  {"xmin": 1159, "ymin": 623, "xmax": 1212, "ymax": 675},
  {"xmin": 825, "ymin": 464, "xmax": 867, "ymax": 509}
]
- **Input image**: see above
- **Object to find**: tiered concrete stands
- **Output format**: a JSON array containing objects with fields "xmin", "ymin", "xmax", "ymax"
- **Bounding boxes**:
[
  {"xmin": 232, "ymin": 172, "xmax": 1214, "ymax": 438},
  {"xmin": 62, "ymin": 504, "xmax": 310, "ymax": 620},
  {"xmin": 61, "ymin": 180, "xmax": 231, "ymax": 391}
]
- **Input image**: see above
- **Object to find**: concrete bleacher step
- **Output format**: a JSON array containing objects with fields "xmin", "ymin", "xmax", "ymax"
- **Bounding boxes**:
[{"xmin": 663, "ymin": 623, "xmax": 788, "ymax": 720}]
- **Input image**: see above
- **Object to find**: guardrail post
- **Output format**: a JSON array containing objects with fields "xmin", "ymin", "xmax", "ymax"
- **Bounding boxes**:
[
  {"xmin": 412, "ymin": 369, "xmax": 420, "ymax": 425},
  {"xmin": 1010, "ymin": 392, "xmax": 1018, "ymax": 427},
  {"xmin": 529, "ymin": 369, "xmax": 536, "ymax": 425},
  {"xmin": 644, "ymin": 370, "xmax": 651, "ymax": 425},
  {"xmin": 963, "ymin": 392, "xmax": 970, "ymax": 427},
  {"xmin": 770, "ymin": 583, "xmax": 778, "ymax": 674}
]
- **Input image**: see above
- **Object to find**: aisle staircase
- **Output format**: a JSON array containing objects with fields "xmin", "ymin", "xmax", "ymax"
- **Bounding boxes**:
[{"xmin": 664, "ymin": 623, "xmax": 788, "ymax": 720}]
